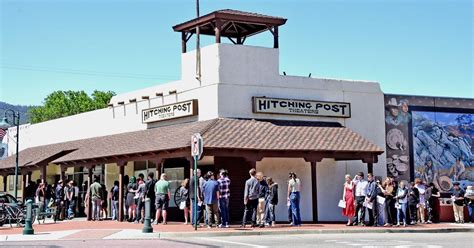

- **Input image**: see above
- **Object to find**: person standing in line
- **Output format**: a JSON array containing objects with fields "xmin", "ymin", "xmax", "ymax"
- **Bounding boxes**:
[
  {"xmin": 465, "ymin": 185, "xmax": 474, "ymax": 223},
  {"xmin": 44, "ymin": 183, "xmax": 52, "ymax": 214},
  {"xmin": 66, "ymin": 180, "xmax": 77, "ymax": 219},
  {"xmin": 126, "ymin": 176, "xmax": 137, "ymax": 222},
  {"xmin": 179, "ymin": 178, "xmax": 190, "ymax": 224},
  {"xmin": 365, "ymin": 173, "xmax": 379, "ymax": 227},
  {"xmin": 342, "ymin": 174, "xmax": 355, "ymax": 226},
  {"xmin": 35, "ymin": 183, "xmax": 45, "ymax": 218},
  {"xmin": 425, "ymin": 182, "xmax": 440, "ymax": 224},
  {"xmin": 266, "ymin": 177, "xmax": 278, "ymax": 227},
  {"xmin": 154, "ymin": 173, "xmax": 171, "ymax": 225},
  {"xmin": 135, "ymin": 178, "xmax": 147, "ymax": 223},
  {"xmin": 395, "ymin": 181, "xmax": 408, "ymax": 227},
  {"xmin": 256, "ymin": 172, "xmax": 269, "ymax": 228},
  {"xmin": 352, "ymin": 172, "xmax": 368, "ymax": 226},
  {"xmin": 145, "ymin": 172, "xmax": 156, "ymax": 222},
  {"xmin": 190, "ymin": 169, "xmax": 204, "ymax": 227},
  {"xmin": 63, "ymin": 181, "xmax": 70, "ymax": 220},
  {"xmin": 55, "ymin": 180, "xmax": 64, "ymax": 221},
  {"xmin": 451, "ymin": 182, "xmax": 465, "ymax": 224},
  {"xmin": 217, "ymin": 169, "xmax": 231, "ymax": 228},
  {"xmin": 89, "ymin": 177, "xmax": 102, "ymax": 221},
  {"xmin": 407, "ymin": 182, "xmax": 419, "ymax": 225},
  {"xmin": 203, "ymin": 171, "xmax": 220, "ymax": 228},
  {"xmin": 381, "ymin": 177, "xmax": 395, "ymax": 227},
  {"xmin": 100, "ymin": 181, "xmax": 108, "ymax": 220},
  {"xmin": 242, "ymin": 168, "xmax": 260, "ymax": 228},
  {"xmin": 110, "ymin": 181, "xmax": 120, "ymax": 221},
  {"xmin": 288, "ymin": 172, "xmax": 302, "ymax": 227},
  {"xmin": 414, "ymin": 178, "xmax": 426, "ymax": 224}
]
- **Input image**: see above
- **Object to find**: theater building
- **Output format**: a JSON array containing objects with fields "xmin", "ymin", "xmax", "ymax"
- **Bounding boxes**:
[{"xmin": 2, "ymin": 10, "xmax": 396, "ymax": 223}]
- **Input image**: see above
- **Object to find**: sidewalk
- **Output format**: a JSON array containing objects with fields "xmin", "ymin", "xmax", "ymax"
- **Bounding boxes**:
[{"xmin": 1, "ymin": 218, "xmax": 473, "ymax": 241}]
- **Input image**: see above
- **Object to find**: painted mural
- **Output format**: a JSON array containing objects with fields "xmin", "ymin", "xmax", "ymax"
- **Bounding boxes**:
[
  {"xmin": 412, "ymin": 111, "xmax": 474, "ymax": 192},
  {"xmin": 385, "ymin": 97, "xmax": 411, "ymax": 182}
]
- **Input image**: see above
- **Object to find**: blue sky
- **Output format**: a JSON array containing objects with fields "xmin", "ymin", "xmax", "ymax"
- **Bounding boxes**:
[{"xmin": 1, "ymin": 0, "xmax": 472, "ymax": 106}]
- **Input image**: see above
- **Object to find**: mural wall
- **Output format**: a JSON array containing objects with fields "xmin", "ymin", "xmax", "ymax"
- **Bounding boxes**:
[
  {"xmin": 412, "ymin": 111, "xmax": 473, "ymax": 192},
  {"xmin": 384, "ymin": 94, "xmax": 474, "ymax": 192}
]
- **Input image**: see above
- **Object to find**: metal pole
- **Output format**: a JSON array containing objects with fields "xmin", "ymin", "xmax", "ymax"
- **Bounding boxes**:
[
  {"xmin": 14, "ymin": 112, "xmax": 20, "ymax": 199},
  {"xmin": 142, "ymin": 198, "xmax": 153, "ymax": 233},
  {"xmin": 193, "ymin": 155, "xmax": 198, "ymax": 231},
  {"xmin": 23, "ymin": 199, "xmax": 34, "ymax": 235},
  {"xmin": 195, "ymin": 0, "xmax": 201, "ymax": 84}
]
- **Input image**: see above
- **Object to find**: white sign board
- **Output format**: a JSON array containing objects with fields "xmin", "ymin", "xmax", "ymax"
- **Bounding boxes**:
[
  {"xmin": 191, "ymin": 133, "xmax": 203, "ymax": 159},
  {"xmin": 142, "ymin": 99, "xmax": 198, "ymax": 123},
  {"xmin": 253, "ymin": 97, "xmax": 351, "ymax": 118}
]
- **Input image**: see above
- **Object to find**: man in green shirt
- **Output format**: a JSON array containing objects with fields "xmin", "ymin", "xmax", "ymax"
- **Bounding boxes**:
[
  {"xmin": 89, "ymin": 176, "xmax": 102, "ymax": 221},
  {"xmin": 154, "ymin": 173, "xmax": 170, "ymax": 225}
]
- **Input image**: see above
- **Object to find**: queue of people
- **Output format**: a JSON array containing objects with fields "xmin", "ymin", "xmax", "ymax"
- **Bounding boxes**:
[
  {"xmin": 342, "ymin": 172, "xmax": 474, "ymax": 226},
  {"xmin": 31, "ymin": 179, "xmax": 80, "ymax": 221},
  {"xmin": 29, "ymin": 169, "xmax": 473, "ymax": 226}
]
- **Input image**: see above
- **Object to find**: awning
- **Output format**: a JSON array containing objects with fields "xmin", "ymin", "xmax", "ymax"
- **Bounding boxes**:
[{"xmin": 0, "ymin": 118, "xmax": 384, "ymax": 171}]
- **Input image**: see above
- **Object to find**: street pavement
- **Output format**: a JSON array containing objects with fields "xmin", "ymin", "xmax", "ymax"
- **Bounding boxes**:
[{"xmin": 1, "ymin": 232, "xmax": 473, "ymax": 248}]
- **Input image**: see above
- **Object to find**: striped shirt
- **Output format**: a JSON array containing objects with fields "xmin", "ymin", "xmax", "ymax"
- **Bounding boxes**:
[{"xmin": 217, "ymin": 177, "xmax": 231, "ymax": 199}]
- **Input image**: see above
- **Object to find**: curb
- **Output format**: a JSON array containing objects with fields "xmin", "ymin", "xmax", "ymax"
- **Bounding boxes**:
[{"xmin": 153, "ymin": 227, "xmax": 474, "ymax": 239}]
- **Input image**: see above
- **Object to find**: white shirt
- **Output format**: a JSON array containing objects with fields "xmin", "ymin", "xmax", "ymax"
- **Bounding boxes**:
[{"xmin": 353, "ymin": 179, "xmax": 368, "ymax": 197}]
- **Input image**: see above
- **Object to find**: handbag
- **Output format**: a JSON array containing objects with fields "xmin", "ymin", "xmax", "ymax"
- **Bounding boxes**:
[
  {"xmin": 338, "ymin": 199, "xmax": 346, "ymax": 208},
  {"xmin": 179, "ymin": 201, "xmax": 186, "ymax": 210}
]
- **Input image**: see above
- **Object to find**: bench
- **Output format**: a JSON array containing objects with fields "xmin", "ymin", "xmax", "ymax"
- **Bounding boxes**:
[{"xmin": 34, "ymin": 203, "xmax": 57, "ymax": 224}]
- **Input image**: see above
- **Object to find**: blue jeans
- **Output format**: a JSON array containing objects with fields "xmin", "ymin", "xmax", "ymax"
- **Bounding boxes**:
[
  {"xmin": 67, "ymin": 199, "xmax": 76, "ymax": 218},
  {"xmin": 290, "ymin": 192, "xmax": 301, "ymax": 226},
  {"xmin": 267, "ymin": 203, "xmax": 276, "ymax": 222},
  {"xmin": 191, "ymin": 198, "xmax": 203, "ymax": 225},
  {"xmin": 397, "ymin": 202, "xmax": 407, "ymax": 224},
  {"xmin": 112, "ymin": 200, "xmax": 119, "ymax": 220},
  {"xmin": 468, "ymin": 204, "xmax": 474, "ymax": 223},
  {"xmin": 219, "ymin": 198, "xmax": 230, "ymax": 226}
]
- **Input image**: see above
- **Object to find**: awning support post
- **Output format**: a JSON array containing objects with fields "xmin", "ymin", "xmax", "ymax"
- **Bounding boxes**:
[
  {"xmin": 310, "ymin": 161, "xmax": 318, "ymax": 223},
  {"xmin": 118, "ymin": 161, "xmax": 126, "ymax": 222},
  {"xmin": 367, "ymin": 162, "xmax": 374, "ymax": 174},
  {"xmin": 87, "ymin": 167, "xmax": 93, "ymax": 221}
]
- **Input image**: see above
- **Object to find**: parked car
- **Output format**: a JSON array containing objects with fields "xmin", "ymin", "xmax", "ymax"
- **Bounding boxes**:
[
  {"xmin": 0, "ymin": 192, "xmax": 27, "ymax": 227},
  {"xmin": 0, "ymin": 192, "xmax": 23, "ymax": 205}
]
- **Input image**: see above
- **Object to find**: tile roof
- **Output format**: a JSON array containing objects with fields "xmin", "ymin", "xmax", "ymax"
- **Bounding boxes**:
[
  {"xmin": 202, "ymin": 119, "xmax": 384, "ymax": 152},
  {"xmin": 0, "ymin": 118, "xmax": 383, "ymax": 171}
]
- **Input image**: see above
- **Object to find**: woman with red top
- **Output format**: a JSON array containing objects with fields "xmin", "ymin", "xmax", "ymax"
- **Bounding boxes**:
[{"xmin": 342, "ymin": 174, "xmax": 356, "ymax": 225}]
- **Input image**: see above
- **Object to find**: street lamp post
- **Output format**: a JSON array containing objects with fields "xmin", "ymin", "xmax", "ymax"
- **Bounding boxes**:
[{"xmin": 0, "ymin": 110, "xmax": 20, "ymax": 199}]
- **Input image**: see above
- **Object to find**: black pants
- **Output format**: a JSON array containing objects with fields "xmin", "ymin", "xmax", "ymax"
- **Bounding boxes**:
[
  {"xmin": 136, "ymin": 199, "xmax": 144, "ymax": 221},
  {"xmin": 353, "ymin": 196, "xmax": 366, "ymax": 224},
  {"xmin": 367, "ymin": 200, "xmax": 378, "ymax": 226},
  {"xmin": 242, "ymin": 199, "xmax": 258, "ymax": 226},
  {"xmin": 408, "ymin": 204, "xmax": 418, "ymax": 223},
  {"xmin": 54, "ymin": 200, "xmax": 63, "ymax": 221},
  {"xmin": 384, "ymin": 198, "xmax": 394, "ymax": 224},
  {"xmin": 426, "ymin": 200, "xmax": 435, "ymax": 222}
]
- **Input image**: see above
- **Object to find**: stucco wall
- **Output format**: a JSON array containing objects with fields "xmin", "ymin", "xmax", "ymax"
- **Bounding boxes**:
[{"xmin": 257, "ymin": 158, "xmax": 313, "ymax": 222}]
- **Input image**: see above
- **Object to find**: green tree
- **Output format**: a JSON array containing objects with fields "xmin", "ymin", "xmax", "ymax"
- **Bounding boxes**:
[{"xmin": 29, "ymin": 90, "xmax": 116, "ymax": 123}]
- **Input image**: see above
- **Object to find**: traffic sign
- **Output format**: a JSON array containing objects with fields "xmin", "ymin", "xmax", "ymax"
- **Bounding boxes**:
[{"xmin": 191, "ymin": 133, "xmax": 203, "ymax": 159}]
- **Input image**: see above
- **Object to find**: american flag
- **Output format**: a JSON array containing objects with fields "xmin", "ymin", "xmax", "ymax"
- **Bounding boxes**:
[{"xmin": 0, "ymin": 128, "xmax": 6, "ymax": 142}]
